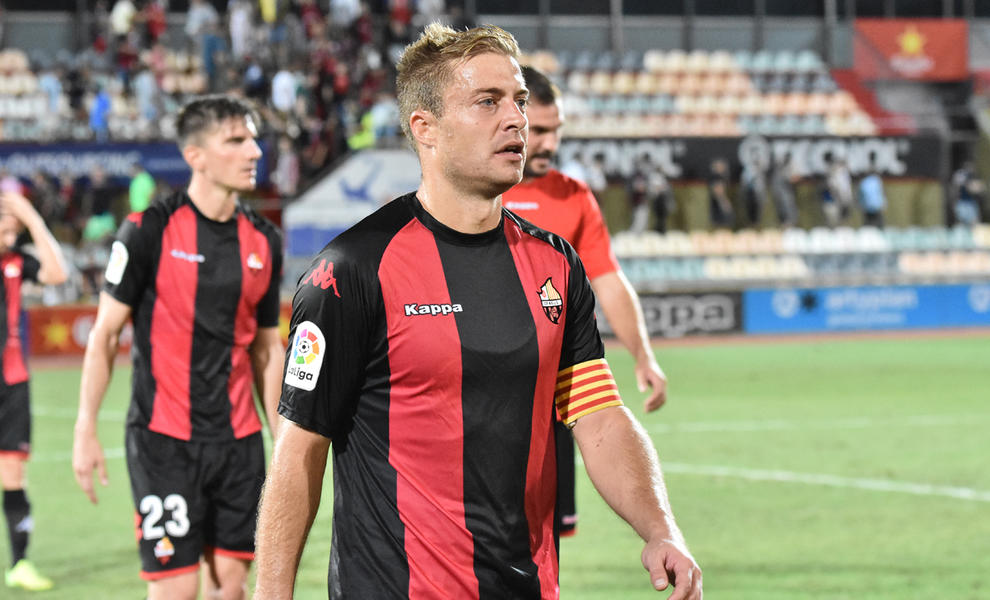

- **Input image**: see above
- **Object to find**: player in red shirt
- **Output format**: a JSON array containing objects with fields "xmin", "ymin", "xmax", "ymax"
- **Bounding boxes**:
[
  {"xmin": 0, "ymin": 192, "xmax": 67, "ymax": 591},
  {"xmin": 502, "ymin": 66, "xmax": 669, "ymax": 538}
]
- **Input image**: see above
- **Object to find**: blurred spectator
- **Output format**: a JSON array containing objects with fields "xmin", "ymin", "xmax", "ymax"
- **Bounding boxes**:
[
  {"xmin": 271, "ymin": 62, "xmax": 299, "ymax": 114},
  {"xmin": 109, "ymin": 0, "xmax": 137, "ymax": 47},
  {"xmin": 128, "ymin": 162, "xmax": 155, "ymax": 213},
  {"xmin": 331, "ymin": 0, "xmax": 361, "ymax": 29},
  {"xmin": 185, "ymin": 0, "xmax": 220, "ymax": 50},
  {"xmin": 858, "ymin": 170, "xmax": 886, "ymax": 228},
  {"xmin": 951, "ymin": 162, "xmax": 985, "ymax": 227},
  {"xmin": 769, "ymin": 154, "xmax": 798, "ymax": 228},
  {"xmin": 584, "ymin": 153, "xmax": 608, "ymax": 200},
  {"xmin": 823, "ymin": 156, "xmax": 852, "ymax": 228},
  {"xmin": 273, "ymin": 135, "xmax": 300, "ymax": 198},
  {"xmin": 28, "ymin": 170, "xmax": 64, "ymax": 226},
  {"xmin": 228, "ymin": 0, "xmax": 254, "ymax": 61},
  {"xmin": 132, "ymin": 65, "xmax": 160, "ymax": 126},
  {"xmin": 142, "ymin": 0, "xmax": 167, "ymax": 46},
  {"xmin": 200, "ymin": 20, "xmax": 228, "ymax": 86},
  {"xmin": 75, "ymin": 165, "xmax": 118, "ymax": 296},
  {"xmin": 647, "ymin": 157, "xmax": 673, "ymax": 234},
  {"xmin": 368, "ymin": 90, "xmax": 399, "ymax": 143},
  {"xmin": 626, "ymin": 157, "xmax": 650, "ymax": 234},
  {"xmin": 89, "ymin": 84, "xmax": 112, "ymax": 142},
  {"xmin": 38, "ymin": 66, "xmax": 63, "ymax": 113},
  {"xmin": 708, "ymin": 158, "xmax": 734, "ymax": 230},
  {"xmin": 739, "ymin": 159, "xmax": 767, "ymax": 228}
]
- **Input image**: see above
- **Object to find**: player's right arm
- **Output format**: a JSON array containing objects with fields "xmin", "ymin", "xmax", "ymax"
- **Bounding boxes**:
[
  {"xmin": 254, "ymin": 420, "xmax": 330, "ymax": 598},
  {"xmin": 73, "ymin": 292, "xmax": 132, "ymax": 504}
]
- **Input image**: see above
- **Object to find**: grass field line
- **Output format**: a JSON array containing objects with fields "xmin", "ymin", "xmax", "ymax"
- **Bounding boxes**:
[
  {"xmin": 32, "ymin": 447, "xmax": 125, "ymax": 463},
  {"xmin": 646, "ymin": 413, "xmax": 990, "ymax": 434},
  {"xmin": 33, "ymin": 406, "xmax": 126, "ymax": 421},
  {"xmin": 661, "ymin": 462, "xmax": 990, "ymax": 502}
]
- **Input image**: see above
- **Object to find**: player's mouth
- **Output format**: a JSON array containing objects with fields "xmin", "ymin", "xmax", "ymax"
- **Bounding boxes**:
[{"xmin": 496, "ymin": 141, "xmax": 525, "ymax": 161}]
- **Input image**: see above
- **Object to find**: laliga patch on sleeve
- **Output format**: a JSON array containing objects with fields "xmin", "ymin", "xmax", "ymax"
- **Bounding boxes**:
[
  {"xmin": 105, "ymin": 241, "xmax": 129, "ymax": 285},
  {"xmin": 285, "ymin": 321, "xmax": 326, "ymax": 391}
]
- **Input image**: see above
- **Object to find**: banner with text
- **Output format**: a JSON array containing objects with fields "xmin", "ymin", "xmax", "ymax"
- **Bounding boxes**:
[
  {"xmin": 0, "ymin": 141, "xmax": 269, "ymax": 185},
  {"xmin": 560, "ymin": 134, "xmax": 945, "ymax": 181},
  {"xmin": 854, "ymin": 19, "xmax": 968, "ymax": 81},
  {"xmin": 598, "ymin": 291, "xmax": 742, "ymax": 338},
  {"xmin": 744, "ymin": 283, "xmax": 990, "ymax": 334}
]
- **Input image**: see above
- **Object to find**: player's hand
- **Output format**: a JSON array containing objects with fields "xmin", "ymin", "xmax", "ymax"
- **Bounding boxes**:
[
  {"xmin": 641, "ymin": 537, "xmax": 702, "ymax": 599},
  {"xmin": 0, "ymin": 191, "xmax": 38, "ymax": 224},
  {"xmin": 72, "ymin": 428, "xmax": 109, "ymax": 504},
  {"xmin": 636, "ymin": 356, "xmax": 668, "ymax": 412}
]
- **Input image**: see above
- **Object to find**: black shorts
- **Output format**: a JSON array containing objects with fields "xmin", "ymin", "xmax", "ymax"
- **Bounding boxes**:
[
  {"xmin": 125, "ymin": 427, "xmax": 265, "ymax": 580},
  {"xmin": 554, "ymin": 420, "xmax": 578, "ymax": 538},
  {"xmin": 0, "ymin": 382, "xmax": 31, "ymax": 458}
]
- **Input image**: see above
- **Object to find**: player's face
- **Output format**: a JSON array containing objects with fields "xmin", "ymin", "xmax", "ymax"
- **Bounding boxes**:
[
  {"xmin": 434, "ymin": 52, "xmax": 528, "ymax": 197},
  {"xmin": 523, "ymin": 99, "xmax": 564, "ymax": 178},
  {"xmin": 196, "ymin": 116, "xmax": 263, "ymax": 193}
]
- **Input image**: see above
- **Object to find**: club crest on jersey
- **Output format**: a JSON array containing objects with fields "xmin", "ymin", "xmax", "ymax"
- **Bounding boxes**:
[
  {"xmin": 537, "ymin": 277, "xmax": 563, "ymax": 324},
  {"xmin": 247, "ymin": 252, "xmax": 264, "ymax": 270},
  {"xmin": 286, "ymin": 321, "xmax": 325, "ymax": 391},
  {"xmin": 154, "ymin": 536, "xmax": 175, "ymax": 564},
  {"xmin": 3, "ymin": 263, "xmax": 20, "ymax": 278}
]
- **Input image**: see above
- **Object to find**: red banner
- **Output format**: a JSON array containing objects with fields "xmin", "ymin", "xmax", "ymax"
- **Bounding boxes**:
[
  {"xmin": 26, "ymin": 303, "xmax": 292, "ymax": 357},
  {"xmin": 854, "ymin": 19, "xmax": 968, "ymax": 81}
]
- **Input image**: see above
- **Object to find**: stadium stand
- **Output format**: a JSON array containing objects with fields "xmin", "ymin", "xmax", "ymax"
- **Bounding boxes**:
[
  {"xmin": 520, "ymin": 47, "xmax": 895, "ymax": 138},
  {"xmin": 613, "ymin": 225, "xmax": 990, "ymax": 291}
]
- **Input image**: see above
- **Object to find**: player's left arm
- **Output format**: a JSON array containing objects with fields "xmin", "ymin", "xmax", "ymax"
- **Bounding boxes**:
[
  {"xmin": 1, "ymin": 191, "xmax": 67, "ymax": 285},
  {"xmin": 591, "ymin": 270, "xmax": 667, "ymax": 412},
  {"xmin": 572, "ymin": 406, "xmax": 702, "ymax": 599},
  {"xmin": 250, "ymin": 326, "xmax": 285, "ymax": 439}
]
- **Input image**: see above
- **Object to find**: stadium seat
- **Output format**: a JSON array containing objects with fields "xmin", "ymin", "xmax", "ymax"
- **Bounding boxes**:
[{"xmin": 732, "ymin": 50, "xmax": 753, "ymax": 71}]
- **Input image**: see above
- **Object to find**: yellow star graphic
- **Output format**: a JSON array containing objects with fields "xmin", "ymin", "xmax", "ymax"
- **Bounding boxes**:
[
  {"xmin": 897, "ymin": 25, "xmax": 925, "ymax": 56},
  {"xmin": 43, "ymin": 319, "xmax": 71, "ymax": 350}
]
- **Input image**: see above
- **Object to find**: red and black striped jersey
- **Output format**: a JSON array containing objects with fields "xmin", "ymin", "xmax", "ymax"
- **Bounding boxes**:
[
  {"xmin": 280, "ymin": 194, "xmax": 622, "ymax": 599},
  {"xmin": 0, "ymin": 250, "xmax": 39, "ymax": 386},
  {"xmin": 104, "ymin": 192, "xmax": 283, "ymax": 442}
]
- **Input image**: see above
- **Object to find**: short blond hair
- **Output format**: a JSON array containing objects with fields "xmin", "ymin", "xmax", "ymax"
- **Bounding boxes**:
[{"xmin": 396, "ymin": 23, "xmax": 520, "ymax": 146}]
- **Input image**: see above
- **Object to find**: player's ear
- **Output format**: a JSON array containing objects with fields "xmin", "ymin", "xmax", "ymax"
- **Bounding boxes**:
[
  {"xmin": 409, "ymin": 109, "xmax": 437, "ymax": 150},
  {"xmin": 182, "ymin": 143, "xmax": 205, "ymax": 172}
]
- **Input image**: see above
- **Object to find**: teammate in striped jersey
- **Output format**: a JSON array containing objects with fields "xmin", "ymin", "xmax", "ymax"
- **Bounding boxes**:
[{"xmin": 73, "ymin": 95, "xmax": 284, "ymax": 600}]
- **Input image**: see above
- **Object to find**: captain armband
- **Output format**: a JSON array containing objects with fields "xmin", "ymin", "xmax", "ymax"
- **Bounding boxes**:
[{"xmin": 555, "ymin": 358, "xmax": 623, "ymax": 427}]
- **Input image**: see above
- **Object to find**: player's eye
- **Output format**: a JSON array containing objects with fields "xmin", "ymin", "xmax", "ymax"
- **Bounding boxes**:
[{"xmin": 516, "ymin": 97, "xmax": 528, "ymax": 111}]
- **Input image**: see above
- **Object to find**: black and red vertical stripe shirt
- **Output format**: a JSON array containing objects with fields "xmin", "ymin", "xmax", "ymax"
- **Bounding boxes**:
[
  {"xmin": 0, "ymin": 250, "xmax": 39, "ymax": 386},
  {"xmin": 104, "ymin": 192, "xmax": 282, "ymax": 442},
  {"xmin": 280, "ymin": 194, "xmax": 622, "ymax": 599}
]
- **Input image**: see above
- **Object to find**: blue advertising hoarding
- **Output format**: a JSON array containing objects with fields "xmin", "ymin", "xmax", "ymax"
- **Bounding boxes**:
[
  {"xmin": 0, "ymin": 141, "xmax": 269, "ymax": 185},
  {"xmin": 744, "ymin": 283, "xmax": 990, "ymax": 334}
]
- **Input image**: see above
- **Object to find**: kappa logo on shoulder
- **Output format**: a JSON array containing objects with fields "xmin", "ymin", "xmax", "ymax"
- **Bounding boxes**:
[{"xmin": 302, "ymin": 259, "xmax": 341, "ymax": 297}]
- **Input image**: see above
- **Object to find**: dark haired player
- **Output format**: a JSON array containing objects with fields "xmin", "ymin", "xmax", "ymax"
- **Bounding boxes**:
[
  {"xmin": 0, "ymin": 191, "xmax": 67, "ymax": 591},
  {"xmin": 502, "ymin": 65, "xmax": 669, "ymax": 540},
  {"xmin": 73, "ymin": 95, "xmax": 284, "ymax": 600}
]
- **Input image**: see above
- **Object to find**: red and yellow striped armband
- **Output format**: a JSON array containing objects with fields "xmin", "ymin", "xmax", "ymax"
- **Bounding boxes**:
[{"xmin": 555, "ymin": 358, "xmax": 623, "ymax": 426}]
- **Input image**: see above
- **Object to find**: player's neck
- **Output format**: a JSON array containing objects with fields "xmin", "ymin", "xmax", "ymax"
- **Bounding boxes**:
[
  {"xmin": 416, "ymin": 179, "xmax": 502, "ymax": 234},
  {"xmin": 186, "ymin": 177, "xmax": 238, "ymax": 222}
]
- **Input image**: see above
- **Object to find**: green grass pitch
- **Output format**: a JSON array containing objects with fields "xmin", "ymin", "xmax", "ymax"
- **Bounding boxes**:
[{"xmin": 5, "ymin": 332, "xmax": 989, "ymax": 599}]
